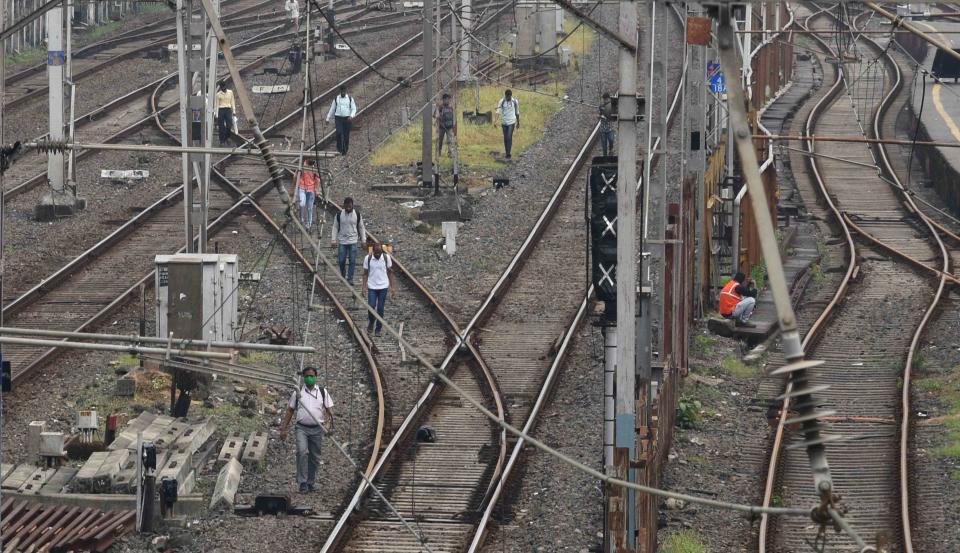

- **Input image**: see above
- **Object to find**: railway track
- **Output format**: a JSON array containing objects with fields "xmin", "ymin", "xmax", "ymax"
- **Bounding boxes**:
[
  {"xmin": 1, "ymin": 0, "xmax": 407, "ymax": 198},
  {"xmin": 0, "ymin": 2, "xmax": 475, "ymax": 383},
  {"xmin": 758, "ymin": 5, "xmax": 952, "ymax": 551},
  {"xmin": 2, "ymin": 0, "xmax": 288, "ymax": 110},
  {"xmin": 316, "ymin": 5, "xmax": 687, "ymax": 552}
]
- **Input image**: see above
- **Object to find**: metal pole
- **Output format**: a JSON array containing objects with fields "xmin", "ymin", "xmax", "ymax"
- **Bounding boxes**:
[
  {"xmin": 200, "ymin": 0, "xmax": 219, "ymax": 253},
  {"xmin": 0, "ymin": 327, "xmax": 316, "ymax": 352},
  {"xmin": 613, "ymin": 0, "xmax": 638, "ymax": 549},
  {"xmin": 45, "ymin": 6, "xmax": 64, "ymax": 193},
  {"xmin": 602, "ymin": 325, "xmax": 615, "ymax": 553},
  {"xmin": 176, "ymin": 0, "xmax": 195, "ymax": 252},
  {"xmin": 458, "ymin": 0, "xmax": 471, "ymax": 81},
  {"xmin": 65, "ymin": 0, "xmax": 76, "ymax": 188},
  {"xmin": 422, "ymin": 0, "xmax": 434, "ymax": 188},
  {"xmin": 27, "ymin": 141, "xmax": 338, "ymax": 156},
  {"xmin": 0, "ymin": 336, "xmax": 235, "ymax": 358}
]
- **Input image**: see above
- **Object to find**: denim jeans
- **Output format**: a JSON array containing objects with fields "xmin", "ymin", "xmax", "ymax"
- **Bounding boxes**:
[
  {"xmin": 601, "ymin": 129, "xmax": 615, "ymax": 156},
  {"xmin": 731, "ymin": 297, "xmax": 756, "ymax": 323},
  {"xmin": 335, "ymin": 116, "xmax": 352, "ymax": 154},
  {"xmin": 338, "ymin": 243, "xmax": 358, "ymax": 284},
  {"xmin": 367, "ymin": 287, "xmax": 388, "ymax": 332},
  {"xmin": 295, "ymin": 423, "xmax": 323, "ymax": 486},
  {"xmin": 501, "ymin": 123, "xmax": 515, "ymax": 157},
  {"xmin": 299, "ymin": 189, "xmax": 315, "ymax": 228}
]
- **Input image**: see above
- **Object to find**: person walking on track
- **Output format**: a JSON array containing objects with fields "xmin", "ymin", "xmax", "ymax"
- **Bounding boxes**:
[
  {"xmin": 599, "ymin": 92, "xmax": 616, "ymax": 156},
  {"xmin": 326, "ymin": 86, "xmax": 357, "ymax": 155},
  {"xmin": 495, "ymin": 89, "xmax": 520, "ymax": 159},
  {"xmin": 362, "ymin": 242, "xmax": 395, "ymax": 337},
  {"xmin": 279, "ymin": 366, "xmax": 334, "ymax": 493},
  {"xmin": 295, "ymin": 158, "xmax": 320, "ymax": 229},
  {"xmin": 331, "ymin": 197, "xmax": 366, "ymax": 286},
  {"xmin": 216, "ymin": 81, "xmax": 237, "ymax": 145},
  {"xmin": 434, "ymin": 93, "xmax": 456, "ymax": 157},
  {"xmin": 719, "ymin": 272, "xmax": 758, "ymax": 328}
]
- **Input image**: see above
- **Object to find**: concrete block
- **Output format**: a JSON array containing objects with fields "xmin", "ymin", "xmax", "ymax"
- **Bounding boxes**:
[
  {"xmin": 74, "ymin": 451, "xmax": 109, "ymax": 492},
  {"xmin": 441, "ymin": 221, "xmax": 458, "ymax": 256},
  {"xmin": 154, "ymin": 421, "xmax": 190, "ymax": 450},
  {"xmin": 177, "ymin": 470, "xmax": 196, "ymax": 495},
  {"xmin": 109, "ymin": 411, "xmax": 159, "ymax": 450},
  {"xmin": 209, "ymin": 458, "xmax": 242, "ymax": 510},
  {"xmin": 39, "ymin": 432, "xmax": 66, "ymax": 457},
  {"xmin": 27, "ymin": 421, "xmax": 46, "ymax": 458},
  {"xmin": 92, "ymin": 449, "xmax": 129, "ymax": 493},
  {"xmin": 38, "ymin": 467, "xmax": 78, "ymax": 495},
  {"xmin": 0, "ymin": 463, "xmax": 15, "ymax": 481},
  {"xmin": 115, "ymin": 373, "xmax": 136, "ymax": 396},
  {"xmin": 18, "ymin": 467, "xmax": 56, "ymax": 494},
  {"xmin": 217, "ymin": 432, "xmax": 246, "ymax": 464},
  {"xmin": 34, "ymin": 190, "xmax": 84, "ymax": 221},
  {"xmin": 112, "ymin": 449, "xmax": 169, "ymax": 493},
  {"xmin": 240, "ymin": 431, "xmax": 268, "ymax": 470},
  {"xmin": 3, "ymin": 464, "xmax": 40, "ymax": 490},
  {"xmin": 139, "ymin": 415, "xmax": 175, "ymax": 443},
  {"xmin": 173, "ymin": 419, "xmax": 216, "ymax": 455},
  {"xmin": 158, "ymin": 451, "xmax": 192, "ymax": 485}
]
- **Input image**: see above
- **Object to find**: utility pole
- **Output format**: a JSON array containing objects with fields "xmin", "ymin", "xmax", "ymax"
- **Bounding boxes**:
[
  {"xmin": 421, "ymin": 0, "xmax": 434, "ymax": 189},
  {"xmin": 538, "ymin": 0, "xmax": 556, "ymax": 61},
  {"xmin": 458, "ymin": 0, "xmax": 471, "ymax": 81},
  {"xmin": 177, "ymin": 0, "xmax": 214, "ymax": 252},
  {"xmin": 610, "ymin": 0, "xmax": 638, "ymax": 551},
  {"xmin": 36, "ymin": 5, "xmax": 81, "ymax": 221}
]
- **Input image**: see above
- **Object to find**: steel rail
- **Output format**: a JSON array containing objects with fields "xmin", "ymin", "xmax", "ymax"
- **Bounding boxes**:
[
  {"xmin": 758, "ymin": 6, "xmax": 859, "ymax": 551},
  {"xmin": 466, "ymin": 3, "xmax": 690, "ymax": 549},
  {"xmin": 761, "ymin": 6, "xmax": 951, "ymax": 552},
  {"xmin": 3, "ymin": 2, "xmax": 454, "ymax": 381},
  {"xmin": 3, "ymin": 8, "xmax": 420, "ymax": 200}
]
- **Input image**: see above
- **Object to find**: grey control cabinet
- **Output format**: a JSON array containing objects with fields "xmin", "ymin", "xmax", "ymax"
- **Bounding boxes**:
[{"xmin": 155, "ymin": 254, "xmax": 239, "ymax": 342}]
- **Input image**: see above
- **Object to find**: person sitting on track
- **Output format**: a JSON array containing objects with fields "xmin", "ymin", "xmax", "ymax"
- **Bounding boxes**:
[{"xmin": 719, "ymin": 272, "xmax": 758, "ymax": 328}]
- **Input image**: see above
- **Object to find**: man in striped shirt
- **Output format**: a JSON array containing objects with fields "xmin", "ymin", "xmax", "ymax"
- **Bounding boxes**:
[{"xmin": 326, "ymin": 86, "xmax": 358, "ymax": 155}]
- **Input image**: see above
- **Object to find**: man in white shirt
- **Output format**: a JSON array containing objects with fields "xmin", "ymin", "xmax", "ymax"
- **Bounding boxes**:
[
  {"xmin": 362, "ymin": 242, "xmax": 395, "ymax": 337},
  {"xmin": 494, "ymin": 89, "xmax": 520, "ymax": 159},
  {"xmin": 326, "ymin": 85, "xmax": 358, "ymax": 155},
  {"xmin": 279, "ymin": 366, "xmax": 335, "ymax": 492},
  {"xmin": 284, "ymin": 0, "xmax": 299, "ymax": 23}
]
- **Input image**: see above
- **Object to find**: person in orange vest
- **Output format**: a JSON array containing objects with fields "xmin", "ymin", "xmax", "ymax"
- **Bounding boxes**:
[
  {"xmin": 719, "ymin": 272, "xmax": 758, "ymax": 327},
  {"xmin": 295, "ymin": 158, "xmax": 321, "ymax": 229}
]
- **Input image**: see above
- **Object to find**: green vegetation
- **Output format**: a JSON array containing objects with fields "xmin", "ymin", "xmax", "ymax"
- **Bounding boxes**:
[
  {"xmin": 750, "ymin": 262, "xmax": 767, "ymax": 290},
  {"xmin": 4, "ymin": 47, "xmax": 45, "ymax": 67},
  {"xmin": 914, "ymin": 369, "xmax": 960, "ymax": 459},
  {"xmin": 113, "ymin": 353, "xmax": 141, "ymax": 369},
  {"xmin": 692, "ymin": 334, "xmax": 716, "ymax": 357},
  {"xmin": 563, "ymin": 17, "xmax": 595, "ymax": 58},
  {"xmin": 913, "ymin": 351, "xmax": 928, "ymax": 370},
  {"xmin": 88, "ymin": 20, "xmax": 122, "ymax": 41},
  {"xmin": 661, "ymin": 530, "xmax": 709, "ymax": 553},
  {"xmin": 720, "ymin": 355, "xmax": 754, "ymax": 379},
  {"xmin": 676, "ymin": 396, "xmax": 702, "ymax": 429},
  {"xmin": 371, "ymin": 85, "xmax": 566, "ymax": 171},
  {"xmin": 771, "ymin": 495, "xmax": 785, "ymax": 508},
  {"xmin": 810, "ymin": 262, "xmax": 824, "ymax": 283}
]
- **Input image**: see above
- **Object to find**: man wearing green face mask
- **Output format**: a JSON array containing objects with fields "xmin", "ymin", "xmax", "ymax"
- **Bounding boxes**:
[{"xmin": 279, "ymin": 366, "xmax": 334, "ymax": 492}]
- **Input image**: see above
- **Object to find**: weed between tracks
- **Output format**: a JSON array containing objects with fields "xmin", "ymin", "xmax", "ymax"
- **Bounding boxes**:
[
  {"xmin": 914, "ymin": 370, "xmax": 960, "ymax": 460},
  {"xmin": 660, "ymin": 529, "xmax": 709, "ymax": 553}
]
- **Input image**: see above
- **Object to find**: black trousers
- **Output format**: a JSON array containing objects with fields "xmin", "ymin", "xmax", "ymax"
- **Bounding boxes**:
[
  {"xmin": 218, "ymin": 107, "xmax": 233, "ymax": 144},
  {"xmin": 335, "ymin": 116, "xmax": 352, "ymax": 154}
]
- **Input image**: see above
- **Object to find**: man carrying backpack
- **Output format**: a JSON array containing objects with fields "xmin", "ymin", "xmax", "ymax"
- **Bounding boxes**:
[
  {"xmin": 279, "ymin": 366, "xmax": 334, "ymax": 493},
  {"xmin": 434, "ymin": 93, "xmax": 456, "ymax": 157},
  {"xmin": 326, "ymin": 86, "xmax": 358, "ymax": 155},
  {"xmin": 495, "ymin": 89, "xmax": 520, "ymax": 159},
  {"xmin": 331, "ymin": 196, "xmax": 366, "ymax": 286}
]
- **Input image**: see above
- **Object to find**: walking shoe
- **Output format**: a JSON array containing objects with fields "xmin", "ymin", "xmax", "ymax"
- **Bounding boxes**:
[
  {"xmin": 307, "ymin": 484, "xmax": 315, "ymax": 492},
  {"xmin": 505, "ymin": 153, "xmax": 512, "ymax": 159},
  {"xmin": 367, "ymin": 324, "xmax": 374, "ymax": 333},
  {"xmin": 299, "ymin": 484, "xmax": 308, "ymax": 493},
  {"xmin": 735, "ymin": 320, "xmax": 756, "ymax": 328},
  {"xmin": 375, "ymin": 328, "xmax": 382, "ymax": 337}
]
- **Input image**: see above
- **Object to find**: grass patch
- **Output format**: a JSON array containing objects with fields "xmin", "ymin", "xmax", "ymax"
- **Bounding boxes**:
[
  {"xmin": 195, "ymin": 398, "xmax": 264, "ymax": 437},
  {"xmin": 719, "ymin": 355, "xmax": 754, "ymax": 379},
  {"xmin": 5, "ymin": 47, "xmax": 45, "ymax": 67},
  {"xmin": 916, "ymin": 370, "xmax": 960, "ymax": 458},
  {"xmin": 87, "ymin": 20, "xmax": 122, "ymax": 41},
  {"xmin": 692, "ymin": 334, "xmax": 716, "ymax": 357},
  {"xmin": 113, "ymin": 353, "xmax": 141, "ymax": 369},
  {"xmin": 750, "ymin": 262, "xmax": 767, "ymax": 290},
  {"xmin": 370, "ymin": 85, "xmax": 565, "ymax": 171},
  {"xmin": 661, "ymin": 530, "xmax": 709, "ymax": 553},
  {"xmin": 810, "ymin": 262, "xmax": 824, "ymax": 283},
  {"xmin": 563, "ymin": 17, "xmax": 595, "ymax": 58}
]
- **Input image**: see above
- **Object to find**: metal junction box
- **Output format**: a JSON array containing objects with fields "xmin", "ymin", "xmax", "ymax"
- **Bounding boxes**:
[{"xmin": 155, "ymin": 254, "xmax": 239, "ymax": 342}]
